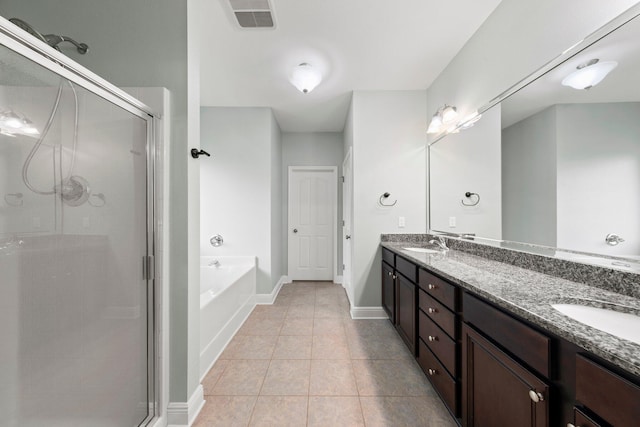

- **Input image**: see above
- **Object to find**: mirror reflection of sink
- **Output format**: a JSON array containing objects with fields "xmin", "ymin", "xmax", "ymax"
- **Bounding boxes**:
[
  {"xmin": 551, "ymin": 303, "xmax": 640, "ymax": 345},
  {"xmin": 403, "ymin": 247, "xmax": 441, "ymax": 254}
]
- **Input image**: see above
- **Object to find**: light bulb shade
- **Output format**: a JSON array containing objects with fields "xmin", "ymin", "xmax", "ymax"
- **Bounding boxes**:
[
  {"xmin": 561, "ymin": 61, "xmax": 618, "ymax": 90},
  {"xmin": 291, "ymin": 63, "xmax": 322, "ymax": 93},
  {"xmin": 441, "ymin": 105, "xmax": 458, "ymax": 123},
  {"xmin": 427, "ymin": 113, "xmax": 442, "ymax": 134},
  {"xmin": 0, "ymin": 110, "xmax": 23, "ymax": 129}
]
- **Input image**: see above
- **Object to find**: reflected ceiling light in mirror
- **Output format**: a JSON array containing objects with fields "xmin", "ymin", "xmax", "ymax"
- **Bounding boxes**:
[
  {"xmin": 0, "ymin": 109, "xmax": 40, "ymax": 137},
  {"xmin": 427, "ymin": 104, "xmax": 458, "ymax": 134},
  {"xmin": 290, "ymin": 62, "xmax": 322, "ymax": 93},
  {"xmin": 561, "ymin": 58, "xmax": 618, "ymax": 90},
  {"xmin": 459, "ymin": 111, "xmax": 482, "ymax": 130}
]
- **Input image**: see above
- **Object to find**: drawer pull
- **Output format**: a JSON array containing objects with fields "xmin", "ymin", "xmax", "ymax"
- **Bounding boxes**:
[
  {"xmin": 428, "ymin": 307, "xmax": 437, "ymax": 314},
  {"xmin": 428, "ymin": 368, "xmax": 437, "ymax": 376},
  {"xmin": 428, "ymin": 284, "xmax": 437, "ymax": 290},
  {"xmin": 428, "ymin": 335, "xmax": 438, "ymax": 342},
  {"xmin": 528, "ymin": 390, "xmax": 544, "ymax": 403}
]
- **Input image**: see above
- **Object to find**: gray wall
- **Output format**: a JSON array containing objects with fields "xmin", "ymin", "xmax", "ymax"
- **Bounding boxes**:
[
  {"xmin": 0, "ymin": 0, "xmax": 192, "ymax": 402},
  {"xmin": 502, "ymin": 106, "xmax": 557, "ymax": 246},
  {"xmin": 281, "ymin": 132, "xmax": 344, "ymax": 277},
  {"xmin": 270, "ymin": 114, "xmax": 283, "ymax": 283}
]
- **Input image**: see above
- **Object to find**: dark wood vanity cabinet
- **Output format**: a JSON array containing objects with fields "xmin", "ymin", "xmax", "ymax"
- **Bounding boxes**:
[
  {"xmin": 381, "ymin": 259, "xmax": 395, "ymax": 323},
  {"xmin": 396, "ymin": 273, "xmax": 416, "ymax": 353}
]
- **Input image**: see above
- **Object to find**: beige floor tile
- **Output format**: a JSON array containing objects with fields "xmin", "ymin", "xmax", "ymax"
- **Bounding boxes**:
[
  {"xmin": 237, "ymin": 317, "xmax": 284, "ymax": 336},
  {"xmin": 211, "ymin": 359, "xmax": 269, "ymax": 396},
  {"xmin": 344, "ymin": 319, "xmax": 397, "ymax": 340},
  {"xmin": 280, "ymin": 317, "xmax": 314, "ymax": 335},
  {"xmin": 193, "ymin": 396, "xmax": 257, "ymax": 427},
  {"xmin": 312, "ymin": 318, "xmax": 345, "ymax": 336},
  {"xmin": 286, "ymin": 304, "xmax": 315, "ymax": 319},
  {"xmin": 312, "ymin": 334, "xmax": 350, "ymax": 359},
  {"xmin": 360, "ymin": 396, "xmax": 457, "ymax": 427},
  {"xmin": 202, "ymin": 359, "xmax": 229, "ymax": 395},
  {"xmin": 308, "ymin": 396, "xmax": 364, "ymax": 427},
  {"xmin": 352, "ymin": 359, "xmax": 433, "ymax": 396},
  {"xmin": 272, "ymin": 335, "xmax": 312, "ymax": 359},
  {"xmin": 251, "ymin": 305, "xmax": 289, "ymax": 319},
  {"xmin": 314, "ymin": 303, "xmax": 345, "ymax": 318},
  {"xmin": 309, "ymin": 359, "xmax": 358, "ymax": 396},
  {"xmin": 290, "ymin": 293, "xmax": 316, "ymax": 305},
  {"xmin": 220, "ymin": 335, "xmax": 277, "ymax": 360},
  {"xmin": 260, "ymin": 359, "xmax": 310, "ymax": 396},
  {"xmin": 272, "ymin": 296, "xmax": 292, "ymax": 307},
  {"xmin": 348, "ymin": 333, "xmax": 413, "ymax": 360},
  {"xmin": 249, "ymin": 396, "xmax": 308, "ymax": 427}
]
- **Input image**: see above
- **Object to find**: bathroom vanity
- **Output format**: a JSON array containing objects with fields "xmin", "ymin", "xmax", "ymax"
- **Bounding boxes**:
[{"xmin": 380, "ymin": 239, "xmax": 640, "ymax": 427}]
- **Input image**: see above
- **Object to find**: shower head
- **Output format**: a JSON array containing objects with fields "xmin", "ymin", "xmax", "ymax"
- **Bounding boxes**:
[
  {"xmin": 44, "ymin": 34, "xmax": 89, "ymax": 54},
  {"xmin": 8, "ymin": 18, "xmax": 89, "ymax": 54},
  {"xmin": 8, "ymin": 18, "xmax": 48, "ymax": 44}
]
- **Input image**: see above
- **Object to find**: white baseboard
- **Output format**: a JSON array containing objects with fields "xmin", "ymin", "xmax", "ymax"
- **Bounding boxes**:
[
  {"xmin": 199, "ymin": 295, "xmax": 255, "ymax": 380},
  {"xmin": 255, "ymin": 275, "xmax": 289, "ymax": 304},
  {"xmin": 167, "ymin": 384, "xmax": 205, "ymax": 427},
  {"xmin": 334, "ymin": 275, "xmax": 343, "ymax": 284},
  {"xmin": 350, "ymin": 306, "xmax": 388, "ymax": 319}
]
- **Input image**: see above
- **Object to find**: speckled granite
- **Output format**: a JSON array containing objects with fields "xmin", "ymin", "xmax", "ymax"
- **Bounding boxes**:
[
  {"xmin": 381, "ymin": 234, "xmax": 640, "ymax": 299},
  {"xmin": 380, "ymin": 240, "xmax": 640, "ymax": 377}
]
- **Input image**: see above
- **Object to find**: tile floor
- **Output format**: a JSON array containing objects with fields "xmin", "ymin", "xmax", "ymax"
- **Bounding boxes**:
[{"xmin": 194, "ymin": 281, "xmax": 457, "ymax": 427}]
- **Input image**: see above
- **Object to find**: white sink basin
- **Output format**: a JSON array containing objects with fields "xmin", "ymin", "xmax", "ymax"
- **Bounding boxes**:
[
  {"xmin": 551, "ymin": 304, "xmax": 640, "ymax": 345},
  {"xmin": 402, "ymin": 247, "xmax": 441, "ymax": 254}
]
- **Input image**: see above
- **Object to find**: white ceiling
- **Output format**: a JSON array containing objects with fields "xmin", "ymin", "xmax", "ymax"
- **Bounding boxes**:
[{"xmin": 198, "ymin": 0, "xmax": 502, "ymax": 132}]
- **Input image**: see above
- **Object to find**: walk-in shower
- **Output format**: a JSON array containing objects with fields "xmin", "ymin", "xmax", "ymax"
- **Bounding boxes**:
[{"xmin": 0, "ymin": 17, "xmax": 157, "ymax": 427}]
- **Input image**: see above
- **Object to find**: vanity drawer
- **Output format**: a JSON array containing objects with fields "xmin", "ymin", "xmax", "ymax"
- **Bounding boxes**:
[
  {"xmin": 396, "ymin": 255, "xmax": 417, "ymax": 283},
  {"xmin": 463, "ymin": 293, "xmax": 550, "ymax": 378},
  {"xmin": 419, "ymin": 309, "xmax": 457, "ymax": 377},
  {"xmin": 381, "ymin": 247, "xmax": 395, "ymax": 267},
  {"xmin": 575, "ymin": 354, "xmax": 640, "ymax": 426},
  {"xmin": 419, "ymin": 289, "xmax": 456, "ymax": 339},
  {"xmin": 419, "ymin": 269, "xmax": 457, "ymax": 311},
  {"xmin": 417, "ymin": 338, "xmax": 458, "ymax": 416},
  {"xmin": 573, "ymin": 407, "xmax": 600, "ymax": 427}
]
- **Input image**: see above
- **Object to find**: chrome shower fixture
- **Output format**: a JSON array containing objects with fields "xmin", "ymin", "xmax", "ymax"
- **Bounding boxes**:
[{"xmin": 9, "ymin": 18, "xmax": 89, "ymax": 54}]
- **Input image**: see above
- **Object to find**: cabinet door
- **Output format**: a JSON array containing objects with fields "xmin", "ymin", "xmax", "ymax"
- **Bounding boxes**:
[
  {"xmin": 462, "ymin": 325, "xmax": 549, "ymax": 427},
  {"xmin": 396, "ymin": 274, "xmax": 416, "ymax": 354},
  {"xmin": 381, "ymin": 262, "xmax": 395, "ymax": 323}
]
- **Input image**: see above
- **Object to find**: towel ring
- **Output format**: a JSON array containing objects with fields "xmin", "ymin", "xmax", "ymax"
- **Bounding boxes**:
[
  {"xmin": 461, "ymin": 192, "xmax": 480, "ymax": 206},
  {"xmin": 379, "ymin": 192, "xmax": 397, "ymax": 207}
]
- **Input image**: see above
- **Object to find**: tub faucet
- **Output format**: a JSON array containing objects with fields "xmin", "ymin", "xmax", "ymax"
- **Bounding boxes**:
[
  {"xmin": 209, "ymin": 259, "xmax": 221, "ymax": 268},
  {"xmin": 428, "ymin": 236, "xmax": 449, "ymax": 251}
]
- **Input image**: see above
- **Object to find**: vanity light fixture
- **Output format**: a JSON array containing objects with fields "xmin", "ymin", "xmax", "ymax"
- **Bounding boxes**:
[
  {"xmin": 427, "ymin": 104, "xmax": 458, "ymax": 134},
  {"xmin": 561, "ymin": 59, "xmax": 618, "ymax": 90},
  {"xmin": 459, "ymin": 111, "xmax": 482, "ymax": 130},
  {"xmin": 290, "ymin": 62, "xmax": 322, "ymax": 94}
]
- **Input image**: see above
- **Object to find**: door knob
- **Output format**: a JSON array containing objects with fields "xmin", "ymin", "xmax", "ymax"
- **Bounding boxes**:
[
  {"xmin": 345, "ymin": 235, "xmax": 351, "ymax": 239},
  {"xmin": 293, "ymin": 229, "xmax": 298, "ymax": 233}
]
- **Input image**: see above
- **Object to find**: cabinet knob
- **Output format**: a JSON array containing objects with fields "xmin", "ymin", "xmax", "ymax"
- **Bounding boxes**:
[
  {"xmin": 427, "ymin": 368, "xmax": 437, "ymax": 376},
  {"xmin": 528, "ymin": 390, "xmax": 544, "ymax": 403},
  {"xmin": 566, "ymin": 424, "xmax": 576, "ymax": 427},
  {"xmin": 428, "ymin": 284, "xmax": 436, "ymax": 290},
  {"xmin": 392, "ymin": 275, "xmax": 397, "ymax": 280},
  {"xmin": 428, "ymin": 307, "xmax": 437, "ymax": 314},
  {"xmin": 428, "ymin": 335, "xmax": 438, "ymax": 342},
  {"xmin": 388, "ymin": 271, "xmax": 392, "ymax": 276}
]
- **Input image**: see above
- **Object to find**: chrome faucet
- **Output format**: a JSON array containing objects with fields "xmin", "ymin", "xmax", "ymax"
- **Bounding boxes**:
[
  {"xmin": 208, "ymin": 259, "xmax": 221, "ymax": 268},
  {"xmin": 428, "ymin": 236, "xmax": 449, "ymax": 251}
]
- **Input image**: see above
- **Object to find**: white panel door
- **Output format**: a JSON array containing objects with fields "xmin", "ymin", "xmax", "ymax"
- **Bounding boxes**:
[
  {"xmin": 288, "ymin": 167, "xmax": 336, "ymax": 280},
  {"xmin": 342, "ymin": 149, "xmax": 353, "ymax": 300}
]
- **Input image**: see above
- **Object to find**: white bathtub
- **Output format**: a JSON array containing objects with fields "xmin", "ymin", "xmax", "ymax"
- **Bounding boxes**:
[{"xmin": 199, "ymin": 256, "xmax": 256, "ymax": 379}]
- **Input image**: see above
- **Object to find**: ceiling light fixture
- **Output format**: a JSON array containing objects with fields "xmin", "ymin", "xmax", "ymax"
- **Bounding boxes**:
[
  {"xmin": 561, "ymin": 59, "xmax": 618, "ymax": 90},
  {"xmin": 290, "ymin": 63, "xmax": 322, "ymax": 94},
  {"xmin": 427, "ymin": 104, "xmax": 458, "ymax": 134}
]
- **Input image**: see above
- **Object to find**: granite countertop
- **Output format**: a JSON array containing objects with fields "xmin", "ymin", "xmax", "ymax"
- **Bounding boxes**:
[{"xmin": 381, "ymin": 241, "xmax": 640, "ymax": 377}]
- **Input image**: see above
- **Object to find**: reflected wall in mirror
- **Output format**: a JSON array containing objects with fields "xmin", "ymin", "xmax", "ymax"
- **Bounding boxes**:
[{"xmin": 429, "ymin": 8, "xmax": 640, "ymax": 268}]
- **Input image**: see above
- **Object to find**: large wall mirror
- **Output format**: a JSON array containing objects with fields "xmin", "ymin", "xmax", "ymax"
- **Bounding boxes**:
[{"xmin": 429, "ymin": 6, "xmax": 640, "ymax": 272}]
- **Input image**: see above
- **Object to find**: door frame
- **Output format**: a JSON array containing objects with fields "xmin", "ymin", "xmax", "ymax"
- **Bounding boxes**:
[
  {"xmin": 287, "ymin": 166, "xmax": 338, "ymax": 282},
  {"xmin": 342, "ymin": 148, "xmax": 353, "ymax": 302}
]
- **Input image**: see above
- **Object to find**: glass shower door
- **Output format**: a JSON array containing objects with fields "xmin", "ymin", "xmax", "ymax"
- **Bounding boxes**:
[{"xmin": 0, "ymin": 35, "xmax": 153, "ymax": 427}]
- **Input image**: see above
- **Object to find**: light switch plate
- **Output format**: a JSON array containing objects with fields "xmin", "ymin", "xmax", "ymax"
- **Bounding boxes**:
[
  {"xmin": 398, "ymin": 216, "xmax": 406, "ymax": 228},
  {"xmin": 449, "ymin": 216, "xmax": 456, "ymax": 227}
]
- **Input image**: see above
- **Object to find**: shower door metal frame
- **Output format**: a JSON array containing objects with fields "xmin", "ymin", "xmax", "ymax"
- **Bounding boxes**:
[{"xmin": 0, "ymin": 17, "xmax": 159, "ymax": 427}]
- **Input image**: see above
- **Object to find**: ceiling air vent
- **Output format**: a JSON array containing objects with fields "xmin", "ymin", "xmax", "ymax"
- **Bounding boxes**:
[{"xmin": 228, "ymin": 0, "xmax": 275, "ymax": 29}]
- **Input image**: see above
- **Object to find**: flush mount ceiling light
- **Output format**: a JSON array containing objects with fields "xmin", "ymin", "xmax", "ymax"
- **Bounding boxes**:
[
  {"xmin": 290, "ymin": 63, "xmax": 322, "ymax": 94},
  {"xmin": 427, "ymin": 104, "xmax": 458, "ymax": 134},
  {"xmin": 561, "ymin": 59, "xmax": 618, "ymax": 90}
]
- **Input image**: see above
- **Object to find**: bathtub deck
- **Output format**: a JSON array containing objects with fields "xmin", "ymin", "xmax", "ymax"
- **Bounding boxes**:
[{"xmin": 194, "ymin": 281, "xmax": 456, "ymax": 427}]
